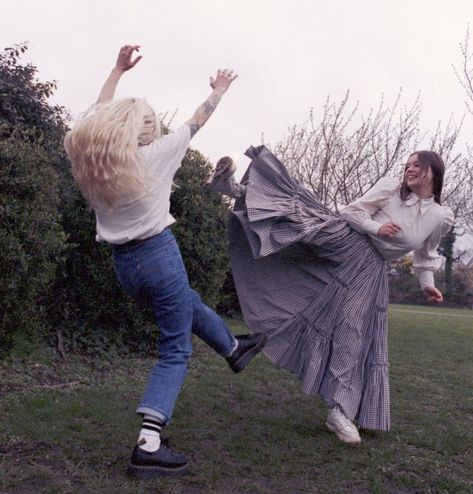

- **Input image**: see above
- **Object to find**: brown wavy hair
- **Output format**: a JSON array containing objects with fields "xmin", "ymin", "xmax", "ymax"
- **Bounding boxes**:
[{"xmin": 399, "ymin": 150, "xmax": 445, "ymax": 205}]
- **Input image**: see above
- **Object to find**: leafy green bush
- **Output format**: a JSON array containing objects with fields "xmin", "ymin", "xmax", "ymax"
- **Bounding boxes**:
[
  {"xmin": 171, "ymin": 148, "xmax": 232, "ymax": 308},
  {"xmin": 47, "ymin": 189, "xmax": 155, "ymax": 356},
  {"xmin": 216, "ymin": 269, "xmax": 242, "ymax": 318},
  {"xmin": 0, "ymin": 43, "xmax": 67, "ymax": 149},
  {"xmin": 0, "ymin": 130, "xmax": 66, "ymax": 355}
]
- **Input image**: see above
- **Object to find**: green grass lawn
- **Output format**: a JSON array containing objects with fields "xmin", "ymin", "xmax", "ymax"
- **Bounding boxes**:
[{"xmin": 1, "ymin": 304, "xmax": 472, "ymax": 493}]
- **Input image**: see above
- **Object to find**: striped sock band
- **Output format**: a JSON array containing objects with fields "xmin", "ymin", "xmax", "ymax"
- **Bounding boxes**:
[
  {"xmin": 141, "ymin": 415, "xmax": 164, "ymax": 436},
  {"xmin": 137, "ymin": 415, "xmax": 165, "ymax": 452}
]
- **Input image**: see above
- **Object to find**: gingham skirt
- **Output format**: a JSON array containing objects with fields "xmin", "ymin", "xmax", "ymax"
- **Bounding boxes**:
[{"xmin": 229, "ymin": 146, "xmax": 390, "ymax": 431}]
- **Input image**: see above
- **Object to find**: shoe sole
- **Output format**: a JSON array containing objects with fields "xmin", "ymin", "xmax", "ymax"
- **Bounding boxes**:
[
  {"xmin": 325, "ymin": 421, "xmax": 361, "ymax": 445},
  {"xmin": 127, "ymin": 462, "xmax": 189, "ymax": 479},
  {"xmin": 204, "ymin": 157, "xmax": 236, "ymax": 185},
  {"xmin": 229, "ymin": 335, "xmax": 268, "ymax": 373}
]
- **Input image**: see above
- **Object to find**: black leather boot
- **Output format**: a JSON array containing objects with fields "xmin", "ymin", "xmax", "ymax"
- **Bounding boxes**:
[
  {"xmin": 226, "ymin": 333, "xmax": 268, "ymax": 373},
  {"xmin": 127, "ymin": 438, "xmax": 189, "ymax": 479}
]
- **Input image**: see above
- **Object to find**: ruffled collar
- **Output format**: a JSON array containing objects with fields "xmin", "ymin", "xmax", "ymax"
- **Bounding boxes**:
[{"xmin": 405, "ymin": 193, "xmax": 435, "ymax": 215}]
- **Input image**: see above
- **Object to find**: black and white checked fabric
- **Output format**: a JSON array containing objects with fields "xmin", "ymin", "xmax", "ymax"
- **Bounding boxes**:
[{"xmin": 229, "ymin": 146, "xmax": 390, "ymax": 431}]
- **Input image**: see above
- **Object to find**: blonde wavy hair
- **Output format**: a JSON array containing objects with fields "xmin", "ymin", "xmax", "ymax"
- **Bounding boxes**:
[{"xmin": 64, "ymin": 98, "xmax": 160, "ymax": 208}]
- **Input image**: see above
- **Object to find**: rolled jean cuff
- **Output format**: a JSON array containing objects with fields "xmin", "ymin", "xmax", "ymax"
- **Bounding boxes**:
[
  {"xmin": 136, "ymin": 406, "xmax": 168, "ymax": 424},
  {"xmin": 223, "ymin": 336, "xmax": 239, "ymax": 358}
]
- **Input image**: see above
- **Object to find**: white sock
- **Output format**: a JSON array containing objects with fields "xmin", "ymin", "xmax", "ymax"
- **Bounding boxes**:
[
  {"xmin": 228, "ymin": 337, "xmax": 239, "ymax": 356},
  {"xmin": 137, "ymin": 414, "xmax": 163, "ymax": 452}
]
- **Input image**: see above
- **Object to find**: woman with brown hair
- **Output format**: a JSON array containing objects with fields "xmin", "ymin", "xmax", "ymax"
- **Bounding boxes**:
[{"xmin": 206, "ymin": 147, "xmax": 453, "ymax": 444}]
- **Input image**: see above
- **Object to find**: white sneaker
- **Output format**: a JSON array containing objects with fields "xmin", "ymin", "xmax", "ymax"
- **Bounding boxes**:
[
  {"xmin": 326, "ymin": 406, "xmax": 361, "ymax": 444},
  {"xmin": 204, "ymin": 156, "xmax": 236, "ymax": 185},
  {"xmin": 204, "ymin": 156, "xmax": 246, "ymax": 198}
]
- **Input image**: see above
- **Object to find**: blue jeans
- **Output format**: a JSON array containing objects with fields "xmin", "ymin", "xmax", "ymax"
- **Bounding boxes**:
[{"xmin": 112, "ymin": 228, "xmax": 236, "ymax": 423}]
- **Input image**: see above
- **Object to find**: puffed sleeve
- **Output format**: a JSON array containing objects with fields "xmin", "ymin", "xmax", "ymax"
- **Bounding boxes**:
[
  {"xmin": 413, "ymin": 206, "xmax": 454, "ymax": 289},
  {"xmin": 339, "ymin": 177, "xmax": 400, "ymax": 236}
]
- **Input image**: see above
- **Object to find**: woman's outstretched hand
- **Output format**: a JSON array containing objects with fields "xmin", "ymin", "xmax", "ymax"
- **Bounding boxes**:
[
  {"xmin": 377, "ymin": 221, "xmax": 401, "ymax": 238},
  {"xmin": 115, "ymin": 45, "xmax": 142, "ymax": 72},
  {"xmin": 210, "ymin": 69, "xmax": 238, "ymax": 93},
  {"xmin": 185, "ymin": 68, "xmax": 238, "ymax": 138},
  {"xmin": 423, "ymin": 286, "xmax": 443, "ymax": 303},
  {"xmin": 96, "ymin": 45, "xmax": 141, "ymax": 104}
]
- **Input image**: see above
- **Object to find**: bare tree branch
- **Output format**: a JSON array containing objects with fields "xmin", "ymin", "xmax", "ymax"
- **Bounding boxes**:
[{"xmin": 270, "ymin": 90, "xmax": 421, "ymax": 211}]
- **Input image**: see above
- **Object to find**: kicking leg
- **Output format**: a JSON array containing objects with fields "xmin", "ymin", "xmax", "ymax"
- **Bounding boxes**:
[{"xmin": 204, "ymin": 156, "xmax": 246, "ymax": 198}]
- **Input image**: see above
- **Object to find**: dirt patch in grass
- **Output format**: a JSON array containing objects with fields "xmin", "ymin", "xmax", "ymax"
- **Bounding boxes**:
[
  {"xmin": 1, "ymin": 440, "xmax": 65, "ymax": 470},
  {"xmin": 0, "ymin": 437, "xmax": 85, "ymax": 494},
  {"xmin": 0, "ymin": 383, "xmax": 24, "ymax": 398}
]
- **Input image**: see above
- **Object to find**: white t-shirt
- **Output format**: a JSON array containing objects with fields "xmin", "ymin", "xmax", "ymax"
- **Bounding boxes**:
[
  {"xmin": 339, "ymin": 177, "xmax": 454, "ymax": 289},
  {"xmin": 94, "ymin": 124, "xmax": 191, "ymax": 244}
]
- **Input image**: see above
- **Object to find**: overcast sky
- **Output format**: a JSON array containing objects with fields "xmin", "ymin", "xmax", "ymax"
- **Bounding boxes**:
[
  {"xmin": 3, "ymin": 0, "xmax": 473, "ymax": 175},
  {"xmin": 3, "ymin": 0, "xmax": 473, "ymax": 253}
]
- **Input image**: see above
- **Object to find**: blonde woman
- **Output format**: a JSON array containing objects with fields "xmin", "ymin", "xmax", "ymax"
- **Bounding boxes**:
[{"xmin": 64, "ymin": 45, "xmax": 266, "ymax": 479}]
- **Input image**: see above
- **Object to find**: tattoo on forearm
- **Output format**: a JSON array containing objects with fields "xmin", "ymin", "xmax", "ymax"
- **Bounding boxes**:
[
  {"xmin": 202, "ymin": 93, "xmax": 221, "ymax": 116},
  {"xmin": 203, "ymin": 100, "xmax": 215, "ymax": 115},
  {"xmin": 192, "ymin": 92, "xmax": 223, "ymax": 130},
  {"xmin": 188, "ymin": 123, "xmax": 200, "ymax": 138}
]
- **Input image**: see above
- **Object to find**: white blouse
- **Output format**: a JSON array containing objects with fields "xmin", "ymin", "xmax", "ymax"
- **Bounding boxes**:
[{"xmin": 339, "ymin": 177, "xmax": 454, "ymax": 289}]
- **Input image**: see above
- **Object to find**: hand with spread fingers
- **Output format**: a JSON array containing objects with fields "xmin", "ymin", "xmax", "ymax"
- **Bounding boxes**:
[
  {"xmin": 185, "ymin": 68, "xmax": 238, "ymax": 138},
  {"xmin": 210, "ymin": 69, "xmax": 238, "ymax": 92}
]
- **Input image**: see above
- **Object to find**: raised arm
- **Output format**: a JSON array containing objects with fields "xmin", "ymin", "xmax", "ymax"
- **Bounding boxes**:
[
  {"xmin": 96, "ymin": 45, "xmax": 142, "ymax": 104},
  {"xmin": 186, "ymin": 69, "xmax": 238, "ymax": 138}
]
